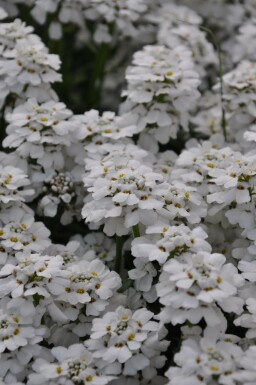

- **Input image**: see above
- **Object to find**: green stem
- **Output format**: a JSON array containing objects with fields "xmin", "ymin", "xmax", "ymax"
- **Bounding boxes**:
[
  {"xmin": 176, "ymin": 19, "xmax": 228, "ymax": 141},
  {"xmin": 114, "ymin": 236, "xmax": 123, "ymax": 274},
  {"xmin": 119, "ymin": 279, "xmax": 133, "ymax": 293},
  {"xmin": 132, "ymin": 225, "xmax": 140, "ymax": 238},
  {"xmin": 199, "ymin": 25, "xmax": 227, "ymax": 141},
  {"xmin": 89, "ymin": 42, "xmax": 110, "ymax": 108},
  {"xmin": 216, "ymin": 44, "xmax": 227, "ymax": 141}
]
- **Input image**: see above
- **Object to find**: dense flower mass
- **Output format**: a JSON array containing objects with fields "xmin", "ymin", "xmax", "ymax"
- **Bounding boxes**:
[
  {"xmin": 166, "ymin": 327, "xmax": 243, "ymax": 385},
  {"xmin": 121, "ymin": 43, "xmax": 201, "ymax": 152},
  {"xmin": 1, "ymin": 1, "xmax": 256, "ymax": 384},
  {"xmin": 157, "ymin": 250, "xmax": 244, "ymax": 326},
  {"xmin": 86, "ymin": 306, "xmax": 168, "ymax": 376}
]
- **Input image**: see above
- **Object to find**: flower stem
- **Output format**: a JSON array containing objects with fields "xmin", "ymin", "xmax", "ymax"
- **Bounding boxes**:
[
  {"xmin": 132, "ymin": 225, "xmax": 140, "ymax": 238},
  {"xmin": 200, "ymin": 25, "xmax": 227, "ymax": 141},
  {"xmin": 176, "ymin": 18, "xmax": 228, "ymax": 141},
  {"xmin": 120, "ymin": 278, "xmax": 133, "ymax": 292},
  {"xmin": 88, "ymin": 42, "xmax": 110, "ymax": 108},
  {"xmin": 215, "ymin": 41, "xmax": 227, "ymax": 141},
  {"xmin": 115, "ymin": 236, "xmax": 123, "ymax": 274}
]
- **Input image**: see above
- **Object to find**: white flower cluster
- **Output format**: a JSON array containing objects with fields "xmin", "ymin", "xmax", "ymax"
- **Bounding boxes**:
[
  {"xmin": 1, "ymin": 1, "xmax": 256, "ymax": 385},
  {"xmin": 157, "ymin": 250, "xmax": 244, "ymax": 327},
  {"xmin": 82, "ymin": 140, "xmax": 209, "ymax": 236},
  {"xmin": 121, "ymin": 44, "xmax": 201, "ymax": 152},
  {"xmin": 86, "ymin": 306, "xmax": 168, "ymax": 377},
  {"xmin": 28, "ymin": 344, "xmax": 116, "ymax": 385},
  {"xmin": 221, "ymin": 60, "xmax": 256, "ymax": 147},
  {"xmin": 3, "ymin": 98, "xmax": 84, "ymax": 223},
  {"xmin": 154, "ymin": 3, "xmax": 217, "ymax": 79},
  {"xmin": 130, "ymin": 224, "xmax": 211, "ymax": 301},
  {"xmin": 166, "ymin": 327, "xmax": 243, "ymax": 385},
  {"xmin": 3, "ymin": 0, "xmax": 155, "ymax": 43},
  {"xmin": 0, "ymin": 16, "xmax": 61, "ymax": 107},
  {"xmin": 0, "ymin": 165, "xmax": 33, "ymax": 204}
]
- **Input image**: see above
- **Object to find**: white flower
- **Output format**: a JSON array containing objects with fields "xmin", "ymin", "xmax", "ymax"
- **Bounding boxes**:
[
  {"xmin": 73, "ymin": 109, "xmax": 137, "ymax": 141},
  {"xmin": 191, "ymin": 92, "xmax": 223, "ymax": 137},
  {"xmin": 216, "ymin": 60, "xmax": 256, "ymax": 149},
  {"xmin": 47, "ymin": 259, "xmax": 121, "ymax": 315},
  {"xmin": 31, "ymin": 0, "xmax": 151, "ymax": 43},
  {"xmin": 157, "ymin": 251, "xmax": 244, "ymax": 326},
  {"xmin": 234, "ymin": 345, "xmax": 256, "ymax": 385},
  {"xmin": 156, "ymin": 4, "xmax": 217, "ymax": 78},
  {"xmin": 3, "ymin": 39, "xmax": 61, "ymax": 85},
  {"xmin": 121, "ymin": 44, "xmax": 200, "ymax": 150},
  {"xmin": 128, "ymin": 257, "xmax": 158, "ymax": 303},
  {"xmin": 152, "ymin": 3, "xmax": 202, "ymax": 27},
  {"xmin": 0, "ymin": 251, "xmax": 64, "ymax": 300},
  {"xmin": 0, "ymin": 7, "xmax": 7, "ymax": 20},
  {"xmin": 0, "ymin": 165, "xmax": 34, "ymax": 204},
  {"xmin": 174, "ymin": 142, "xmax": 256, "ymax": 229},
  {"xmin": 152, "ymin": 150, "xmax": 177, "ymax": 182},
  {"xmin": 82, "ymin": 143, "xmax": 168, "ymax": 236},
  {"xmin": 0, "ymin": 345, "xmax": 36, "ymax": 385},
  {"xmin": 175, "ymin": 142, "xmax": 234, "ymax": 186},
  {"xmin": 36, "ymin": 170, "xmax": 79, "ymax": 221},
  {"xmin": 86, "ymin": 306, "xmax": 168, "ymax": 376},
  {"xmin": 0, "ymin": 2, "xmax": 256, "ymax": 384},
  {"xmin": 157, "ymin": 182, "xmax": 208, "ymax": 225},
  {"xmin": 132, "ymin": 223, "xmax": 211, "ymax": 264},
  {"xmin": 0, "ymin": 306, "xmax": 46, "ymax": 353},
  {"xmin": 75, "ymin": 232, "xmax": 116, "ymax": 264},
  {"xmin": 0, "ymin": 207, "xmax": 51, "ymax": 256},
  {"xmin": 207, "ymin": 157, "xmax": 255, "ymax": 207},
  {"xmin": 0, "ymin": 16, "xmax": 61, "ymax": 106},
  {"xmin": 3, "ymin": 98, "xmax": 77, "ymax": 159},
  {"xmin": 235, "ymin": 293, "xmax": 256, "ymax": 339},
  {"xmin": 30, "ymin": 0, "xmax": 58, "ymax": 24},
  {"xmin": 0, "ymin": 19, "xmax": 35, "ymax": 49},
  {"xmin": 28, "ymin": 344, "xmax": 115, "ymax": 385},
  {"xmin": 177, "ymin": 0, "xmax": 246, "ymax": 36},
  {"xmin": 205, "ymin": 152, "xmax": 256, "ymax": 227},
  {"xmin": 166, "ymin": 327, "xmax": 243, "ymax": 385},
  {"xmin": 44, "ymin": 240, "xmax": 82, "ymax": 266}
]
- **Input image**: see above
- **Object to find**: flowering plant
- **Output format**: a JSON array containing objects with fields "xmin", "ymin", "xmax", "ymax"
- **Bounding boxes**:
[{"xmin": 1, "ymin": 1, "xmax": 256, "ymax": 384}]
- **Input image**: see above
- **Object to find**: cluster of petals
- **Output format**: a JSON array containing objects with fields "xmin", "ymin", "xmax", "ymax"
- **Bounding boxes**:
[
  {"xmin": 0, "ymin": 16, "xmax": 61, "ymax": 106},
  {"xmin": 86, "ymin": 306, "xmax": 168, "ymax": 376},
  {"xmin": 157, "ymin": 250, "xmax": 244, "ymax": 326},
  {"xmin": 1, "ymin": 1, "xmax": 256, "ymax": 384},
  {"xmin": 28, "ymin": 344, "xmax": 115, "ymax": 385},
  {"xmin": 166, "ymin": 327, "xmax": 243, "ymax": 385},
  {"xmin": 121, "ymin": 43, "xmax": 200, "ymax": 150}
]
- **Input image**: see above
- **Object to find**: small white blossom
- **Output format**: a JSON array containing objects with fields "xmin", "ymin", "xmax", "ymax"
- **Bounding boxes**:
[
  {"xmin": 75, "ymin": 232, "xmax": 116, "ymax": 264},
  {"xmin": 166, "ymin": 327, "xmax": 243, "ymax": 385},
  {"xmin": 47, "ymin": 259, "xmax": 121, "ymax": 315},
  {"xmin": 132, "ymin": 224, "xmax": 211, "ymax": 264},
  {"xmin": 121, "ymin": 44, "xmax": 200, "ymax": 150},
  {"xmin": 157, "ymin": 251, "xmax": 244, "ymax": 326},
  {"xmin": 234, "ymin": 345, "xmax": 256, "ymax": 385},
  {"xmin": 0, "ymin": 207, "xmax": 51, "ymax": 257},
  {"xmin": 0, "ymin": 251, "xmax": 64, "ymax": 300},
  {"xmin": 3, "ymin": 39, "xmax": 61, "ymax": 85},
  {"xmin": 0, "ymin": 165, "xmax": 33, "ymax": 204},
  {"xmin": 86, "ymin": 306, "xmax": 168, "ymax": 376},
  {"xmin": 73, "ymin": 109, "xmax": 137, "ymax": 142},
  {"xmin": 0, "ymin": 306, "xmax": 46, "ymax": 353},
  {"xmin": 82, "ymin": 143, "xmax": 168, "ymax": 236},
  {"xmin": 28, "ymin": 344, "xmax": 115, "ymax": 385},
  {"xmin": 31, "ymin": 0, "xmax": 151, "ymax": 43},
  {"xmin": 156, "ymin": 3, "xmax": 217, "ymax": 78},
  {"xmin": 4, "ymin": 98, "xmax": 77, "ymax": 160}
]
